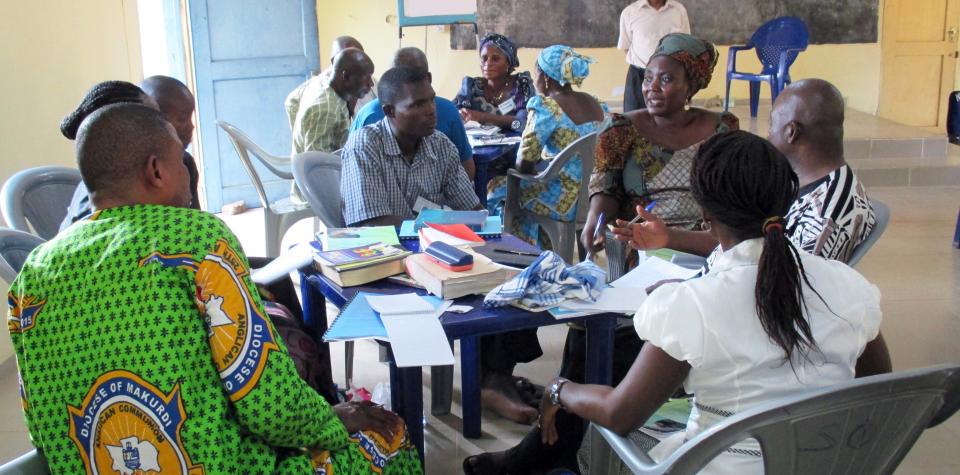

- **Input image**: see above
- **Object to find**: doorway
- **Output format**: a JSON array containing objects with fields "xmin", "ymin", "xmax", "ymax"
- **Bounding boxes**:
[
  {"xmin": 137, "ymin": 0, "xmax": 320, "ymax": 211},
  {"xmin": 879, "ymin": 0, "xmax": 959, "ymax": 128}
]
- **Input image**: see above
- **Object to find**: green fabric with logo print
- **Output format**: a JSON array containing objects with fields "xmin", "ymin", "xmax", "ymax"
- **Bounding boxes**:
[{"xmin": 8, "ymin": 205, "xmax": 421, "ymax": 474}]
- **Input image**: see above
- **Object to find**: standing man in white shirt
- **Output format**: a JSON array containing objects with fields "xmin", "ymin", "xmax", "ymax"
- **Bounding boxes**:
[{"xmin": 617, "ymin": 0, "xmax": 691, "ymax": 112}]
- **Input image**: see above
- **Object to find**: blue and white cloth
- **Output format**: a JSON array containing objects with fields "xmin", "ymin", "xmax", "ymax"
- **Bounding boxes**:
[{"xmin": 484, "ymin": 251, "xmax": 607, "ymax": 309}]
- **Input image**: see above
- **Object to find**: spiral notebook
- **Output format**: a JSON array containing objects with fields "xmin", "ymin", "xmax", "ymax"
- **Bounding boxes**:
[
  {"xmin": 322, "ymin": 291, "xmax": 445, "ymax": 342},
  {"xmin": 399, "ymin": 216, "xmax": 502, "ymax": 240}
]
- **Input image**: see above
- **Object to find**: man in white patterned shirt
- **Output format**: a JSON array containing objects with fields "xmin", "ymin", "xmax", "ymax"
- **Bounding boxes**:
[
  {"xmin": 340, "ymin": 66, "xmax": 480, "ymax": 227},
  {"xmin": 769, "ymin": 78, "xmax": 875, "ymax": 261},
  {"xmin": 286, "ymin": 48, "xmax": 374, "ymax": 154}
]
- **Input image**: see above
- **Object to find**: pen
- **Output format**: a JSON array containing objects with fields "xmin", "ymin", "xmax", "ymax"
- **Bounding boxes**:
[
  {"xmin": 593, "ymin": 212, "xmax": 606, "ymax": 240},
  {"xmin": 625, "ymin": 201, "xmax": 659, "ymax": 226},
  {"xmin": 493, "ymin": 249, "xmax": 541, "ymax": 257}
]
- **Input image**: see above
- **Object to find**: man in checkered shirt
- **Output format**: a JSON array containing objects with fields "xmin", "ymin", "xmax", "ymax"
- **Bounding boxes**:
[
  {"xmin": 341, "ymin": 66, "xmax": 481, "ymax": 227},
  {"xmin": 286, "ymin": 48, "xmax": 374, "ymax": 154}
]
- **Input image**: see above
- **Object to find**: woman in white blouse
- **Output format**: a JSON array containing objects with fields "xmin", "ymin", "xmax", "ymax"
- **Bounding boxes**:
[{"xmin": 539, "ymin": 130, "xmax": 891, "ymax": 474}]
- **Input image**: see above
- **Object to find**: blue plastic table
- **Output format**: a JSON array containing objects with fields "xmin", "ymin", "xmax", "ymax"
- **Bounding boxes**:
[
  {"xmin": 298, "ymin": 235, "xmax": 618, "ymax": 463},
  {"xmin": 471, "ymin": 135, "xmax": 519, "ymax": 207}
]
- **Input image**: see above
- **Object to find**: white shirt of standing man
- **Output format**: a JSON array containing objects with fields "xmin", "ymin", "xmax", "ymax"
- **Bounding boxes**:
[{"xmin": 618, "ymin": 0, "xmax": 691, "ymax": 68}]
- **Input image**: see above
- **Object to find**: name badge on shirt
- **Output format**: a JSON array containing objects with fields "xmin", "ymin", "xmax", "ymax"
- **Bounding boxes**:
[{"xmin": 497, "ymin": 100, "xmax": 515, "ymax": 115}]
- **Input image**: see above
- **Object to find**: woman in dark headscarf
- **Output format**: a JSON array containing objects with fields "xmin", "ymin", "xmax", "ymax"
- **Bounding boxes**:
[
  {"xmin": 581, "ymin": 32, "xmax": 740, "ymax": 256},
  {"xmin": 454, "ymin": 33, "xmax": 534, "ymax": 132}
]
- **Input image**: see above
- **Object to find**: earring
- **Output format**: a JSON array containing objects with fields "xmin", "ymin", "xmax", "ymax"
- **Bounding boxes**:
[{"xmin": 701, "ymin": 220, "xmax": 712, "ymax": 231}]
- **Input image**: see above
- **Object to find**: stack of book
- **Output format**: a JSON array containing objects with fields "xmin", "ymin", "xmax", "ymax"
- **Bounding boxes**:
[
  {"xmin": 404, "ymin": 248, "xmax": 517, "ymax": 299},
  {"xmin": 314, "ymin": 242, "xmax": 411, "ymax": 287}
]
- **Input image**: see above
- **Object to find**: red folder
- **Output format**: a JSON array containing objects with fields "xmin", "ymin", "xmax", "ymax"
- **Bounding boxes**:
[{"xmin": 425, "ymin": 222, "xmax": 485, "ymax": 244}]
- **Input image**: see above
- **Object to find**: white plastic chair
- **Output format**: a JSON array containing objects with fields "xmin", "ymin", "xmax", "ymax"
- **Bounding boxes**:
[
  {"xmin": 502, "ymin": 132, "xmax": 598, "ymax": 263},
  {"xmin": 0, "ymin": 228, "xmax": 45, "ymax": 285},
  {"xmin": 1, "ymin": 166, "xmax": 81, "ymax": 240},
  {"xmin": 846, "ymin": 198, "xmax": 890, "ymax": 267},
  {"xmin": 0, "ymin": 449, "xmax": 49, "ymax": 475},
  {"xmin": 291, "ymin": 151, "xmax": 345, "ymax": 229},
  {"xmin": 218, "ymin": 121, "xmax": 313, "ymax": 257},
  {"xmin": 587, "ymin": 364, "xmax": 960, "ymax": 474}
]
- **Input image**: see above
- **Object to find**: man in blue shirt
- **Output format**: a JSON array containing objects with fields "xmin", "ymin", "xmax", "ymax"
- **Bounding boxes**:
[{"xmin": 351, "ymin": 47, "xmax": 475, "ymax": 179}]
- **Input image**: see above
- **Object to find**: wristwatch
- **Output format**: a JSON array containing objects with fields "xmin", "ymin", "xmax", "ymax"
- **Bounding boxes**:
[
  {"xmin": 510, "ymin": 119, "xmax": 522, "ymax": 131},
  {"xmin": 548, "ymin": 378, "xmax": 569, "ymax": 407}
]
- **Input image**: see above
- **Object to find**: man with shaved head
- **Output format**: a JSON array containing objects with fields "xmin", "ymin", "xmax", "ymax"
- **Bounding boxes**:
[
  {"xmin": 11, "ymin": 103, "xmax": 423, "ymax": 474},
  {"xmin": 287, "ymin": 47, "xmax": 375, "ymax": 155},
  {"xmin": 612, "ymin": 78, "xmax": 876, "ymax": 264},
  {"xmin": 140, "ymin": 75, "xmax": 200, "ymax": 209},
  {"xmin": 351, "ymin": 47, "xmax": 476, "ymax": 178},
  {"xmin": 768, "ymin": 78, "xmax": 875, "ymax": 261},
  {"xmin": 320, "ymin": 36, "xmax": 377, "ymax": 110}
]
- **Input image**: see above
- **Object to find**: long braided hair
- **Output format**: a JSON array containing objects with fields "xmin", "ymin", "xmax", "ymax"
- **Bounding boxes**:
[
  {"xmin": 691, "ymin": 130, "xmax": 821, "ymax": 364},
  {"xmin": 60, "ymin": 81, "xmax": 147, "ymax": 140}
]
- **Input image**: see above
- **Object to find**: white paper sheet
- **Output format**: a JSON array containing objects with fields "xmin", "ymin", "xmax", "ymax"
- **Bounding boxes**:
[
  {"xmin": 609, "ymin": 255, "xmax": 700, "ymax": 291},
  {"xmin": 366, "ymin": 293, "xmax": 435, "ymax": 316},
  {"xmin": 380, "ymin": 312, "xmax": 455, "ymax": 367},
  {"xmin": 558, "ymin": 286, "xmax": 645, "ymax": 314}
]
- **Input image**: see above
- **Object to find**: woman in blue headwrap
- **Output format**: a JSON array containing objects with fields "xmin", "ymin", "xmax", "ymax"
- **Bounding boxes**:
[
  {"xmin": 487, "ymin": 45, "xmax": 608, "ymax": 249},
  {"xmin": 454, "ymin": 33, "xmax": 534, "ymax": 132}
]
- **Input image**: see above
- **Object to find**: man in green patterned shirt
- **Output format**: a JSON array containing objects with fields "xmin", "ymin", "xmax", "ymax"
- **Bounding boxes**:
[
  {"xmin": 287, "ymin": 48, "xmax": 375, "ymax": 154},
  {"xmin": 7, "ymin": 103, "xmax": 421, "ymax": 474}
]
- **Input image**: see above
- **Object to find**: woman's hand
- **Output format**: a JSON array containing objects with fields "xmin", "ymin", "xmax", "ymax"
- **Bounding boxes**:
[
  {"xmin": 460, "ymin": 108, "xmax": 487, "ymax": 124},
  {"xmin": 334, "ymin": 400, "xmax": 401, "ymax": 441},
  {"xmin": 581, "ymin": 223, "xmax": 606, "ymax": 257},
  {"xmin": 539, "ymin": 378, "xmax": 564, "ymax": 445},
  {"xmin": 611, "ymin": 204, "xmax": 670, "ymax": 251}
]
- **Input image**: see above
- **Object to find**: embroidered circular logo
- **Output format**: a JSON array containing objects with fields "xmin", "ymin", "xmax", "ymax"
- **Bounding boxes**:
[
  {"xmin": 67, "ymin": 371, "xmax": 204, "ymax": 475},
  {"xmin": 7, "ymin": 294, "xmax": 45, "ymax": 333},
  {"xmin": 139, "ymin": 239, "xmax": 278, "ymax": 401}
]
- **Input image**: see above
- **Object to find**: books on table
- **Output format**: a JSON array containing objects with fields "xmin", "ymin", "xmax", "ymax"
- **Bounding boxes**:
[
  {"xmin": 404, "ymin": 248, "xmax": 518, "ymax": 299},
  {"xmin": 313, "ymin": 242, "xmax": 411, "ymax": 287},
  {"xmin": 320, "ymin": 226, "xmax": 400, "ymax": 250}
]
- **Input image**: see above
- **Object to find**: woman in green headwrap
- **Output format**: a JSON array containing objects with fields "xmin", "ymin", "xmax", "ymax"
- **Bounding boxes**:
[
  {"xmin": 487, "ymin": 44, "xmax": 609, "ymax": 249},
  {"xmin": 581, "ymin": 32, "xmax": 740, "ymax": 257}
]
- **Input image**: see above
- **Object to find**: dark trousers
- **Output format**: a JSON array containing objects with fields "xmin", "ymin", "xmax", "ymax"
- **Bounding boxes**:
[
  {"xmin": 504, "ymin": 326, "xmax": 644, "ymax": 474},
  {"xmin": 624, "ymin": 65, "xmax": 646, "ymax": 113},
  {"xmin": 481, "ymin": 329, "xmax": 543, "ymax": 377}
]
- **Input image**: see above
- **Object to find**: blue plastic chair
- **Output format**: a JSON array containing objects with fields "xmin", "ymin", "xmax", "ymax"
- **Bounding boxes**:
[
  {"xmin": 725, "ymin": 16, "xmax": 809, "ymax": 118},
  {"xmin": 953, "ymin": 208, "xmax": 959, "ymax": 249}
]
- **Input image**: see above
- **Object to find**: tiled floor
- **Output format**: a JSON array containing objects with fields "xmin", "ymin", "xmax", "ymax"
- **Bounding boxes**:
[{"xmin": 0, "ymin": 172, "xmax": 958, "ymax": 471}]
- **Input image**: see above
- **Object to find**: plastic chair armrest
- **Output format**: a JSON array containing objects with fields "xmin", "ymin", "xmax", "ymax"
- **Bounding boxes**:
[
  {"xmin": 506, "ymin": 168, "xmax": 543, "ymax": 182},
  {"xmin": 591, "ymin": 424, "xmax": 661, "ymax": 473},
  {"xmin": 726, "ymin": 44, "xmax": 752, "ymax": 74},
  {"xmin": 776, "ymin": 47, "xmax": 807, "ymax": 85},
  {"xmin": 254, "ymin": 154, "xmax": 295, "ymax": 180}
]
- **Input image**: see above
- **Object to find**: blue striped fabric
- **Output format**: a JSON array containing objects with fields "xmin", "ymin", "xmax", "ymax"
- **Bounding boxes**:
[{"xmin": 483, "ymin": 251, "xmax": 606, "ymax": 309}]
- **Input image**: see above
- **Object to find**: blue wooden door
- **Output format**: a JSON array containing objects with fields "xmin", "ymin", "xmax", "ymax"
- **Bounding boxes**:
[{"xmin": 188, "ymin": 0, "xmax": 319, "ymax": 211}]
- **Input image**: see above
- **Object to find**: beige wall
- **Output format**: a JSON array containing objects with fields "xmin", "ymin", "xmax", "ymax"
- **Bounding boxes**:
[
  {"xmin": 316, "ymin": 0, "xmax": 882, "ymax": 115},
  {"xmin": 0, "ymin": 0, "xmax": 143, "ymax": 361}
]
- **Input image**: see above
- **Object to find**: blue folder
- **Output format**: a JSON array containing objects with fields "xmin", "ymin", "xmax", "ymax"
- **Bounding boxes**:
[{"xmin": 323, "ymin": 291, "xmax": 445, "ymax": 342}]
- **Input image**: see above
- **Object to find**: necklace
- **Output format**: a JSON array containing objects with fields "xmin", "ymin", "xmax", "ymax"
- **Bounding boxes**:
[{"xmin": 491, "ymin": 77, "xmax": 513, "ymax": 104}]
